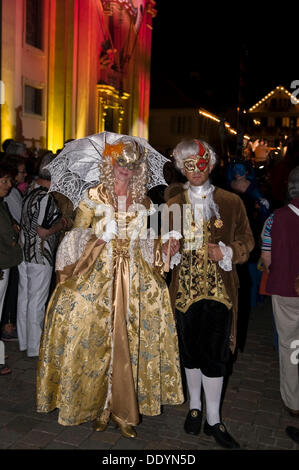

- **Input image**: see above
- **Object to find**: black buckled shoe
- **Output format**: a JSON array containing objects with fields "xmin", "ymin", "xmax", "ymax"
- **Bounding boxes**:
[
  {"xmin": 203, "ymin": 421, "xmax": 240, "ymax": 449},
  {"xmin": 286, "ymin": 426, "xmax": 299, "ymax": 445},
  {"xmin": 184, "ymin": 409, "xmax": 202, "ymax": 435}
]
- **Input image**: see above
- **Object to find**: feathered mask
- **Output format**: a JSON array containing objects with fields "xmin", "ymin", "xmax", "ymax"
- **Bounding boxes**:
[
  {"xmin": 103, "ymin": 139, "xmax": 146, "ymax": 170},
  {"xmin": 183, "ymin": 140, "xmax": 210, "ymax": 173}
]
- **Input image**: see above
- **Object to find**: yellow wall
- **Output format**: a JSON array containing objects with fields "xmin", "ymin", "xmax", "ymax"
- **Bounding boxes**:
[{"xmin": 1, "ymin": 0, "xmax": 155, "ymax": 151}]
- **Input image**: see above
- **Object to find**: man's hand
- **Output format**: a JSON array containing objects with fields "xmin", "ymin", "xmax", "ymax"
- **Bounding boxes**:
[
  {"xmin": 162, "ymin": 238, "xmax": 180, "ymax": 257},
  {"xmin": 37, "ymin": 218, "xmax": 67, "ymax": 240},
  {"xmin": 37, "ymin": 226, "xmax": 49, "ymax": 240},
  {"xmin": 261, "ymin": 251, "xmax": 271, "ymax": 272},
  {"xmin": 208, "ymin": 243, "xmax": 224, "ymax": 262}
]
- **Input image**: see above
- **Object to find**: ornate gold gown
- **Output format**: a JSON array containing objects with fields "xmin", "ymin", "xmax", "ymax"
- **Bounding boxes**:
[{"xmin": 36, "ymin": 184, "xmax": 183, "ymax": 426}]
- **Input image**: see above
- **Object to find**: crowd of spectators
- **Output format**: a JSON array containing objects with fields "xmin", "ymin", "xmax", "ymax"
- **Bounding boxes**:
[{"xmin": 0, "ymin": 138, "xmax": 74, "ymax": 375}]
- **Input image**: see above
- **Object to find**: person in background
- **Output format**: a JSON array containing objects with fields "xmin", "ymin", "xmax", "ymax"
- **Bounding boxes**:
[
  {"xmin": 5, "ymin": 141, "xmax": 28, "ymax": 159},
  {"xmin": 17, "ymin": 154, "xmax": 66, "ymax": 358},
  {"xmin": 284, "ymin": 274, "xmax": 299, "ymax": 444},
  {"xmin": 261, "ymin": 166, "xmax": 299, "ymax": 418},
  {"xmin": 0, "ymin": 163, "xmax": 23, "ymax": 375},
  {"xmin": 162, "ymin": 139, "xmax": 254, "ymax": 449},
  {"xmin": 0, "ymin": 155, "xmax": 28, "ymax": 341},
  {"xmin": 226, "ymin": 160, "xmax": 271, "ymax": 350}
]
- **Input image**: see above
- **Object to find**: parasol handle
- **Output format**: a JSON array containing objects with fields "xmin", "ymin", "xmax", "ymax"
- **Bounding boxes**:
[{"xmin": 164, "ymin": 238, "xmax": 172, "ymax": 273}]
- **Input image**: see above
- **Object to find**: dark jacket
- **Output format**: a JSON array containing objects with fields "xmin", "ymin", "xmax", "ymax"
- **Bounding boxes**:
[{"xmin": 0, "ymin": 198, "xmax": 23, "ymax": 269}]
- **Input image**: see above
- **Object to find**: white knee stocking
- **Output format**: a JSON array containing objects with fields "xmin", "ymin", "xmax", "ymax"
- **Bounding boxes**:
[
  {"xmin": 202, "ymin": 374, "xmax": 223, "ymax": 426},
  {"xmin": 185, "ymin": 368, "xmax": 202, "ymax": 410}
]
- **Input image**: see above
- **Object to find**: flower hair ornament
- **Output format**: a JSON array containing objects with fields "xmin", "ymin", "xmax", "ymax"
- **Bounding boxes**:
[
  {"xmin": 103, "ymin": 139, "xmax": 147, "ymax": 170},
  {"xmin": 45, "ymin": 131, "xmax": 168, "ymax": 208}
]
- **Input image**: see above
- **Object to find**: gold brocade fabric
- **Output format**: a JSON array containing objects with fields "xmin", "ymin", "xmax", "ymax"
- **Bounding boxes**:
[
  {"xmin": 36, "ymin": 184, "xmax": 183, "ymax": 426},
  {"xmin": 176, "ymin": 218, "xmax": 232, "ymax": 313}
]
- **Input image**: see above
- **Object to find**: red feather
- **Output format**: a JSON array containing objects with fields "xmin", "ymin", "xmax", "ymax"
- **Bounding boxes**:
[{"xmin": 195, "ymin": 139, "xmax": 205, "ymax": 156}]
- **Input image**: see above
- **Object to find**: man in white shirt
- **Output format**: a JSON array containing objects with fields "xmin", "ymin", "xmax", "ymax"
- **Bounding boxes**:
[{"xmin": 17, "ymin": 154, "xmax": 66, "ymax": 357}]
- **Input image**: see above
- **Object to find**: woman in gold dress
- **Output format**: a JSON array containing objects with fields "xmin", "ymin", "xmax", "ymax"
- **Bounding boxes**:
[{"xmin": 36, "ymin": 135, "xmax": 184, "ymax": 438}]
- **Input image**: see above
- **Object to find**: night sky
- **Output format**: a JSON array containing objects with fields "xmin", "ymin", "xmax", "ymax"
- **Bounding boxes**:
[{"xmin": 150, "ymin": 2, "xmax": 299, "ymax": 115}]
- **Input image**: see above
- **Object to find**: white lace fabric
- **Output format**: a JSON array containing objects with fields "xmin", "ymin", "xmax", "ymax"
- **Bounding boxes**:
[
  {"xmin": 55, "ymin": 228, "xmax": 94, "ymax": 272},
  {"xmin": 186, "ymin": 181, "xmax": 221, "ymax": 222},
  {"xmin": 162, "ymin": 251, "xmax": 181, "ymax": 269},
  {"xmin": 46, "ymin": 132, "xmax": 169, "ymax": 209},
  {"xmin": 161, "ymin": 231, "xmax": 182, "ymax": 268},
  {"xmin": 218, "ymin": 241, "xmax": 233, "ymax": 272}
]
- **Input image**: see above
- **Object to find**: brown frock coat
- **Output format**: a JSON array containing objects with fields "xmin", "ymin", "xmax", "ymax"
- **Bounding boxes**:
[{"xmin": 163, "ymin": 184, "xmax": 255, "ymax": 353}]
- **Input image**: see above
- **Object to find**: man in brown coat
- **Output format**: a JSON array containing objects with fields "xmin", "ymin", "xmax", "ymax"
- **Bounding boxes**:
[{"xmin": 162, "ymin": 139, "xmax": 254, "ymax": 449}]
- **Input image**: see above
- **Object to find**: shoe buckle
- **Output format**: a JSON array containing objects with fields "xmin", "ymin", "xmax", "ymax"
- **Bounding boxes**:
[
  {"xmin": 219, "ymin": 424, "xmax": 226, "ymax": 433},
  {"xmin": 191, "ymin": 410, "xmax": 199, "ymax": 418}
]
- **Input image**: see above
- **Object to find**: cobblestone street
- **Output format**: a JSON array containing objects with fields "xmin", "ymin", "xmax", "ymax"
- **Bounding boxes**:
[{"xmin": 0, "ymin": 297, "xmax": 298, "ymax": 460}]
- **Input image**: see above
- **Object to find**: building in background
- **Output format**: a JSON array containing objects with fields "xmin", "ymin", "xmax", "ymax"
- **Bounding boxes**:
[
  {"xmin": 149, "ymin": 86, "xmax": 299, "ymax": 166},
  {"xmin": 248, "ymin": 86, "xmax": 299, "ymax": 147},
  {"xmin": 149, "ymin": 106, "xmax": 245, "ymax": 161},
  {"xmin": 0, "ymin": 0, "xmax": 156, "ymax": 153}
]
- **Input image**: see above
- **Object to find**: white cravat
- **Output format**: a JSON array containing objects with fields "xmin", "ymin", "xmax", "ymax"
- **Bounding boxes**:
[
  {"xmin": 187, "ymin": 181, "xmax": 217, "ymax": 222},
  {"xmin": 187, "ymin": 181, "xmax": 232, "ymax": 271},
  {"xmin": 188, "ymin": 180, "xmax": 214, "ymax": 203}
]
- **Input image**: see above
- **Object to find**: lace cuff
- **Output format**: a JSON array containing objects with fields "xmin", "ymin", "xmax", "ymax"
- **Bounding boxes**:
[
  {"xmin": 139, "ymin": 229, "xmax": 155, "ymax": 267},
  {"xmin": 162, "ymin": 251, "xmax": 181, "ymax": 269},
  {"xmin": 218, "ymin": 241, "xmax": 233, "ymax": 272},
  {"xmin": 161, "ymin": 230, "xmax": 182, "ymax": 242},
  {"xmin": 55, "ymin": 228, "xmax": 93, "ymax": 271}
]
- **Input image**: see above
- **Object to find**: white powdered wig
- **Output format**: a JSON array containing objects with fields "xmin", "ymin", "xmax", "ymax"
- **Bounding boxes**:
[{"xmin": 172, "ymin": 139, "xmax": 217, "ymax": 172}]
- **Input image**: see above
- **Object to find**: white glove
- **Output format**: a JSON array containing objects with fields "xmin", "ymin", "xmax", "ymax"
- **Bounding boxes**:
[
  {"xmin": 161, "ymin": 230, "xmax": 182, "ymax": 242},
  {"xmin": 102, "ymin": 219, "xmax": 118, "ymax": 243}
]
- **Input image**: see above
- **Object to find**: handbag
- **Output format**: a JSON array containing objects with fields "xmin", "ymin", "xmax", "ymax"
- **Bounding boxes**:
[{"xmin": 259, "ymin": 269, "xmax": 270, "ymax": 296}]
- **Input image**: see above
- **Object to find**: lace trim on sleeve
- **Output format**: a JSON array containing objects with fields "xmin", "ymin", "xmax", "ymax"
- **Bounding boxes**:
[
  {"xmin": 55, "ymin": 228, "xmax": 94, "ymax": 271},
  {"xmin": 162, "ymin": 251, "xmax": 181, "ymax": 269},
  {"xmin": 218, "ymin": 241, "xmax": 233, "ymax": 272}
]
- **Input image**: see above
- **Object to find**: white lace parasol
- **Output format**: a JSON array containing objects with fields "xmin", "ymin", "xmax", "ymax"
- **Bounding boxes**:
[{"xmin": 46, "ymin": 131, "xmax": 169, "ymax": 208}]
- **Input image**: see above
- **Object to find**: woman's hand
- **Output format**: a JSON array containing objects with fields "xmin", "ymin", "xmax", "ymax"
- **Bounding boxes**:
[
  {"xmin": 162, "ymin": 238, "xmax": 180, "ymax": 257},
  {"xmin": 37, "ymin": 226, "xmax": 49, "ymax": 240},
  {"xmin": 95, "ymin": 239, "xmax": 105, "ymax": 247}
]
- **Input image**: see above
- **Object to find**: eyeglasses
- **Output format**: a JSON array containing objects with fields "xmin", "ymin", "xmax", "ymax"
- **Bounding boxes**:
[{"xmin": 18, "ymin": 171, "xmax": 27, "ymax": 174}]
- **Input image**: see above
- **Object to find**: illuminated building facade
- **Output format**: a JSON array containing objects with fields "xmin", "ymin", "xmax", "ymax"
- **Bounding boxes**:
[
  {"xmin": 0, "ymin": 0, "xmax": 156, "ymax": 152},
  {"xmin": 248, "ymin": 86, "xmax": 299, "ymax": 145}
]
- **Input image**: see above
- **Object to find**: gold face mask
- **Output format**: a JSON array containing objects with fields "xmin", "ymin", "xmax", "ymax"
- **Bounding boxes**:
[
  {"xmin": 103, "ymin": 141, "xmax": 144, "ymax": 170},
  {"xmin": 183, "ymin": 141, "xmax": 210, "ymax": 173}
]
